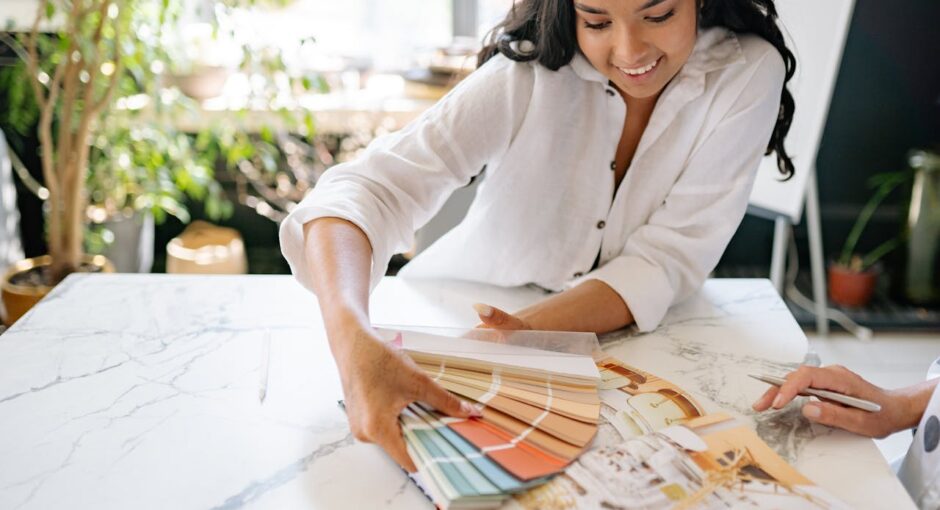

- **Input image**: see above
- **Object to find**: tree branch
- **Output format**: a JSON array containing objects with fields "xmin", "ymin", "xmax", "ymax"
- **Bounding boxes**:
[
  {"xmin": 25, "ymin": 1, "xmax": 48, "ymax": 112},
  {"xmin": 91, "ymin": 3, "xmax": 122, "ymax": 116}
]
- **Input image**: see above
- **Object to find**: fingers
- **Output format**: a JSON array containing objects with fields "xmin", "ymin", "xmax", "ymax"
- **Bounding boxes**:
[
  {"xmin": 379, "ymin": 420, "xmax": 418, "ymax": 473},
  {"xmin": 473, "ymin": 302, "xmax": 529, "ymax": 330},
  {"xmin": 411, "ymin": 372, "xmax": 481, "ymax": 418},
  {"xmin": 348, "ymin": 403, "xmax": 418, "ymax": 472},
  {"xmin": 802, "ymin": 401, "xmax": 885, "ymax": 438},
  {"xmin": 767, "ymin": 365, "xmax": 864, "ymax": 410},
  {"xmin": 751, "ymin": 386, "xmax": 778, "ymax": 412}
]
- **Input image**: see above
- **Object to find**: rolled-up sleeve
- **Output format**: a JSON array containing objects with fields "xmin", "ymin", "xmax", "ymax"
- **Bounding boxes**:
[
  {"xmin": 279, "ymin": 55, "xmax": 534, "ymax": 294},
  {"xmin": 583, "ymin": 49, "xmax": 786, "ymax": 332}
]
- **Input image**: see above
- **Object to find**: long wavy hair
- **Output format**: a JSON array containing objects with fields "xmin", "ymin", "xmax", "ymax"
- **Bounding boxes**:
[{"xmin": 478, "ymin": 0, "xmax": 797, "ymax": 180}]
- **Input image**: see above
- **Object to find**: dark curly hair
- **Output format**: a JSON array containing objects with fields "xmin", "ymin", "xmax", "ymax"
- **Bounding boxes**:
[{"xmin": 478, "ymin": 0, "xmax": 797, "ymax": 180}]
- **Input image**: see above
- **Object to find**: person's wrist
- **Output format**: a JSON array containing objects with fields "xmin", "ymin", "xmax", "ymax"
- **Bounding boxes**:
[
  {"xmin": 322, "ymin": 304, "xmax": 373, "ymax": 363},
  {"xmin": 891, "ymin": 380, "xmax": 936, "ymax": 432}
]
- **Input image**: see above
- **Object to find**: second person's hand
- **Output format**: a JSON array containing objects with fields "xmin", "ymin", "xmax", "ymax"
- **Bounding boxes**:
[{"xmin": 751, "ymin": 364, "xmax": 922, "ymax": 438}]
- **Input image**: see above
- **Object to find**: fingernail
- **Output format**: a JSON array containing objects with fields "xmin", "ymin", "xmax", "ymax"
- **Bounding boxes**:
[
  {"xmin": 772, "ymin": 394, "xmax": 784, "ymax": 408},
  {"xmin": 803, "ymin": 404, "xmax": 821, "ymax": 419},
  {"xmin": 751, "ymin": 399, "xmax": 761, "ymax": 411},
  {"xmin": 472, "ymin": 303, "xmax": 493, "ymax": 318},
  {"xmin": 461, "ymin": 401, "xmax": 482, "ymax": 417}
]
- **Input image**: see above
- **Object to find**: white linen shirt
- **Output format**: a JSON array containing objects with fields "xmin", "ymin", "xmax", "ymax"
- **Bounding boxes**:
[{"xmin": 279, "ymin": 27, "xmax": 785, "ymax": 332}]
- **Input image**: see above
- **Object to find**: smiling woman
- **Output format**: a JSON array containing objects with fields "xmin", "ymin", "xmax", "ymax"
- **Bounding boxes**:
[
  {"xmin": 479, "ymin": 0, "xmax": 795, "ymax": 177},
  {"xmin": 573, "ymin": 0, "xmax": 698, "ymax": 100},
  {"xmin": 279, "ymin": 0, "xmax": 797, "ymax": 473}
]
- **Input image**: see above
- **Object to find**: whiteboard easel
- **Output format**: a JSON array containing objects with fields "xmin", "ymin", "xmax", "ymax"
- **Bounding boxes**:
[{"xmin": 747, "ymin": 0, "xmax": 857, "ymax": 335}]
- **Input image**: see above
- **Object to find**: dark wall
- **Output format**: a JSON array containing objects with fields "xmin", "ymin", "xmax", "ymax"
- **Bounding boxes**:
[{"xmin": 718, "ymin": 0, "xmax": 940, "ymax": 273}]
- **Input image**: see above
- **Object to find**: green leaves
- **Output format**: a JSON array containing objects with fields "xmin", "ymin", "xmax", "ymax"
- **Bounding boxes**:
[
  {"xmin": 0, "ymin": 62, "xmax": 39, "ymax": 136},
  {"xmin": 838, "ymin": 168, "xmax": 915, "ymax": 270},
  {"xmin": 87, "ymin": 121, "xmax": 232, "ymax": 226}
]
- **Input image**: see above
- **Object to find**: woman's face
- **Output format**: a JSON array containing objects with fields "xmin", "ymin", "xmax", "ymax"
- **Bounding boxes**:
[{"xmin": 574, "ymin": 0, "xmax": 698, "ymax": 101}]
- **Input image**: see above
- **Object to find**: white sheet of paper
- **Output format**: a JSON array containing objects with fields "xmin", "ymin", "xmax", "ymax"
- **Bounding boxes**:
[{"xmin": 382, "ymin": 328, "xmax": 600, "ymax": 382}]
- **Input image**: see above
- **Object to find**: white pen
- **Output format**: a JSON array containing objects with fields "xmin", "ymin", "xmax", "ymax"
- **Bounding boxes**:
[
  {"xmin": 259, "ymin": 330, "xmax": 271, "ymax": 404},
  {"xmin": 749, "ymin": 373, "xmax": 882, "ymax": 412}
]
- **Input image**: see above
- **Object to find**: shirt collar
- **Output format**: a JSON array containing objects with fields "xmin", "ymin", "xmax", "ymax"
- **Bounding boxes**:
[{"xmin": 568, "ymin": 26, "xmax": 744, "ymax": 85}]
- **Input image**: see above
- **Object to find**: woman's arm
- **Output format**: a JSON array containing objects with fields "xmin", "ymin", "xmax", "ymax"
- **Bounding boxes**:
[
  {"xmin": 477, "ymin": 279, "xmax": 634, "ymax": 333},
  {"xmin": 279, "ymin": 55, "xmax": 534, "ymax": 299},
  {"xmin": 304, "ymin": 218, "xmax": 475, "ymax": 472}
]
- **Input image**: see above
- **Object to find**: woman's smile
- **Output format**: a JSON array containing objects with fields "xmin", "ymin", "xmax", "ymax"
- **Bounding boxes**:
[
  {"xmin": 575, "ymin": 0, "xmax": 697, "ymax": 100},
  {"xmin": 615, "ymin": 56, "xmax": 662, "ymax": 81}
]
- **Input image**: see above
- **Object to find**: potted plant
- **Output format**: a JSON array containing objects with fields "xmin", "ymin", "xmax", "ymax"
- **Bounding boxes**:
[
  {"xmin": 0, "ymin": 1, "xmax": 133, "ymax": 325},
  {"xmin": 0, "ymin": 0, "xmax": 231, "ymax": 324},
  {"xmin": 1, "ymin": 0, "xmax": 331, "ymax": 324},
  {"xmin": 829, "ymin": 169, "xmax": 912, "ymax": 308}
]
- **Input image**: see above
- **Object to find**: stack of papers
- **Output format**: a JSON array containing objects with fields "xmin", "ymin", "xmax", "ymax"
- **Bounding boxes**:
[{"xmin": 377, "ymin": 328, "xmax": 602, "ymax": 509}]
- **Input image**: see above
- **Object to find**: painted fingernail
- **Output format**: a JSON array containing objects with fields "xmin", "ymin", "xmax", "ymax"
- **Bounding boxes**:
[
  {"xmin": 461, "ymin": 401, "xmax": 482, "ymax": 417},
  {"xmin": 803, "ymin": 404, "xmax": 821, "ymax": 419},
  {"xmin": 472, "ymin": 303, "xmax": 493, "ymax": 318},
  {"xmin": 772, "ymin": 394, "xmax": 784, "ymax": 408}
]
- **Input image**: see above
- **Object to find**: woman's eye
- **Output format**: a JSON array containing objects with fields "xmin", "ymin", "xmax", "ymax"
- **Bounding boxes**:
[
  {"xmin": 583, "ymin": 20, "xmax": 611, "ymax": 30},
  {"xmin": 646, "ymin": 10, "xmax": 675, "ymax": 23}
]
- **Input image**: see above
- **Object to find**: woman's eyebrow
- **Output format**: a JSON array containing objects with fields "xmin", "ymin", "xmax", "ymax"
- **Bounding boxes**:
[
  {"xmin": 573, "ymin": 3, "xmax": 608, "ymax": 15},
  {"xmin": 636, "ymin": 0, "xmax": 668, "ymax": 11},
  {"xmin": 575, "ymin": 0, "xmax": 669, "ymax": 15}
]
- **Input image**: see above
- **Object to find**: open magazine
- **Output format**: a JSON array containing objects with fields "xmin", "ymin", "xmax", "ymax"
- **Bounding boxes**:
[{"xmin": 507, "ymin": 413, "xmax": 847, "ymax": 509}]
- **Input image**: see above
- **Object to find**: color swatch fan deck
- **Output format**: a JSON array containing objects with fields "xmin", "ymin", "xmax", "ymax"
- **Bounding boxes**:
[{"xmin": 375, "ymin": 327, "xmax": 602, "ymax": 509}]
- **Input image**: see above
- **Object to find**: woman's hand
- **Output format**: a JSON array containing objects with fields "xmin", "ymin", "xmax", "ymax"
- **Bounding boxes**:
[
  {"xmin": 473, "ymin": 303, "xmax": 533, "ymax": 330},
  {"xmin": 751, "ymin": 364, "xmax": 926, "ymax": 438},
  {"xmin": 333, "ymin": 324, "xmax": 478, "ymax": 472}
]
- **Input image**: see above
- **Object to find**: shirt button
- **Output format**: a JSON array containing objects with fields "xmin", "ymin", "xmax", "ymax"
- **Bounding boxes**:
[
  {"xmin": 573, "ymin": 272, "xmax": 584, "ymax": 278},
  {"xmin": 609, "ymin": 161, "xmax": 616, "ymax": 171},
  {"xmin": 926, "ymin": 415, "xmax": 939, "ymax": 453},
  {"xmin": 605, "ymin": 89, "xmax": 615, "ymax": 97},
  {"xmin": 596, "ymin": 221, "xmax": 606, "ymax": 229}
]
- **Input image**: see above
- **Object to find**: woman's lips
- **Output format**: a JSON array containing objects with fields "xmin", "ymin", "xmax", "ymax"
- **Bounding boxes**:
[{"xmin": 615, "ymin": 56, "xmax": 662, "ymax": 81}]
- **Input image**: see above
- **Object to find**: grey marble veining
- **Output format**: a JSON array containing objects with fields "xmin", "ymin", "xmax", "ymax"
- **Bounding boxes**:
[{"xmin": 0, "ymin": 275, "xmax": 912, "ymax": 509}]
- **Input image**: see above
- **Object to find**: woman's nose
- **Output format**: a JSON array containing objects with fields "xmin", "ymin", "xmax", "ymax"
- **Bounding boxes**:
[{"xmin": 614, "ymin": 29, "xmax": 651, "ymax": 65}]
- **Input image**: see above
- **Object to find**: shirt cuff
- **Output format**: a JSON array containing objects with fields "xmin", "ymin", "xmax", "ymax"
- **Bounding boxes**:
[
  {"xmin": 570, "ymin": 255, "xmax": 675, "ymax": 332},
  {"xmin": 278, "ymin": 203, "xmax": 390, "ymax": 295}
]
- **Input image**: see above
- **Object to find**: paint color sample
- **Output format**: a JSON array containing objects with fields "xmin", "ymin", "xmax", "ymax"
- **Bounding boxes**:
[{"xmin": 388, "ymin": 327, "xmax": 603, "ymax": 508}]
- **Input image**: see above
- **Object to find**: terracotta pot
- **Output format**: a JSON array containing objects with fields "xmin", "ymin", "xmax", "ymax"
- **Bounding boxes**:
[
  {"xmin": 1, "ymin": 254, "xmax": 115, "ymax": 326},
  {"xmin": 828, "ymin": 264, "xmax": 878, "ymax": 308}
]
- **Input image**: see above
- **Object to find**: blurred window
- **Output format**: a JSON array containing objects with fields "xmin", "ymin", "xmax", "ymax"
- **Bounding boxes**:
[
  {"xmin": 476, "ymin": 0, "xmax": 515, "ymax": 39},
  {"xmin": 227, "ymin": 1, "xmax": 453, "ymax": 71}
]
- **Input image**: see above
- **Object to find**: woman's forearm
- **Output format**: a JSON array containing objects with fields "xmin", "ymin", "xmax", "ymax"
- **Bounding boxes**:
[
  {"xmin": 514, "ymin": 279, "xmax": 634, "ymax": 334},
  {"xmin": 303, "ymin": 217, "xmax": 375, "ymax": 362}
]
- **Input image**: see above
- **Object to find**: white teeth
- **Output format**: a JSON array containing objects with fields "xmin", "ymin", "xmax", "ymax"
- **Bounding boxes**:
[{"xmin": 618, "ymin": 58, "xmax": 659, "ymax": 76}]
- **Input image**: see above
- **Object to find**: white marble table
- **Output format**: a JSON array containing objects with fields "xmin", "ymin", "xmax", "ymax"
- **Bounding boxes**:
[{"xmin": 0, "ymin": 274, "xmax": 913, "ymax": 509}]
